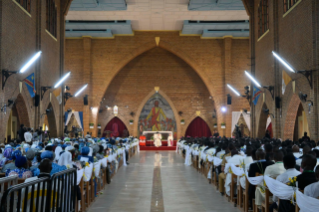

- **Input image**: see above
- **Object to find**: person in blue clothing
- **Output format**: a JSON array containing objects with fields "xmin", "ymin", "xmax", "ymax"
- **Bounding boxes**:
[
  {"xmin": 33, "ymin": 150, "xmax": 67, "ymax": 176},
  {"xmin": 77, "ymin": 146, "xmax": 94, "ymax": 163}
]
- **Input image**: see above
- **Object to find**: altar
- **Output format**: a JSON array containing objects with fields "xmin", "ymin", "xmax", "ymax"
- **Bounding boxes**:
[{"xmin": 140, "ymin": 131, "xmax": 175, "ymax": 146}]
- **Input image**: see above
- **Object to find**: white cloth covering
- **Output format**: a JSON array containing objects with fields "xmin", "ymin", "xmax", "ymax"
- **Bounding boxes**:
[
  {"xmin": 242, "ymin": 112, "xmax": 251, "ymax": 131},
  {"xmin": 245, "ymin": 170, "xmax": 264, "ymax": 185},
  {"xmin": 304, "ymin": 181, "xmax": 319, "ymax": 199},
  {"xmin": 54, "ymin": 146, "xmax": 63, "ymax": 161},
  {"xmin": 231, "ymin": 112, "xmax": 242, "ymax": 134},
  {"xmin": 264, "ymin": 175, "xmax": 294, "ymax": 200},
  {"xmin": 83, "ymin": 163, "xmax": 94, "ymax": 182},
  {"xmin": 94, "ymin": 160, "xmax": 101, "ymax": 178},
  {"xmin": 77, "ymin": 169, "xmax": 84, "ymax": 185},
  {"xmin": 297, "ymin": 190, "xmax": 319, "ymax": 212}
]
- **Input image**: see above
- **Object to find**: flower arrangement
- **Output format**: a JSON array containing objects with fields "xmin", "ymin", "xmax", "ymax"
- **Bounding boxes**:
[
  {"xmin": 181, "ymin": 119, "xmax": 185, "ymax": 125},
  {"xmin": 97, "ymin": 124, "xmax": 101, "ymax": 129},
  {"xmin": 288, "ymin": 176, "xmax": 297, "ymax": 204},
  {"xmin": 221, "ymin": 123, "xmax": 226, "ymax": 129},
  {"xmin": 89, "ymin": 123, "xmax": 94, "ymax": 129},
  {"xmin": 214, "ymin": 123, "xmax": 217, "ymax": 128},
  {"xmin": 129, "ymin": 120, "xmax": 133, "ymax": 125}
]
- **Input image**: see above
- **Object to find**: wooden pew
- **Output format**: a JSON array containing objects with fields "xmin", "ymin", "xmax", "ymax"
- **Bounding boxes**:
[{"xmin": 230, "ymin": 171, "xmax": 238, "ymax": 206}]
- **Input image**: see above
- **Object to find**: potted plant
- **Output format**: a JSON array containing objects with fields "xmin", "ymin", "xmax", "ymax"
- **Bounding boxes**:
[
  {"xmin": 129, "ymin": 120, "xmax": 133, "ymax": 125},
  {"xmin": 214, "ymin": 123, "xmax": 217, "ymax": 128},
  {"xmin": 97, "ymin": 124, "xmax": 101, "ymax": 129},
  {"xmin": 221, "ymin": 123, "xmax": 226, "ymax": 129},
  {"xmin": 89, "ymin": 123, "xmax": 94, "ymax": 129},
  {"xmin": 181, "ymin": 119, "xmax": 185, "ymax": 125}
]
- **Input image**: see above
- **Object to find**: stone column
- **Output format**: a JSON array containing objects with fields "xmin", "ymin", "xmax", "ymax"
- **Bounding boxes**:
[{"xmin": 224, "ymin": 37, "xmax": 232, "ymax": 137}]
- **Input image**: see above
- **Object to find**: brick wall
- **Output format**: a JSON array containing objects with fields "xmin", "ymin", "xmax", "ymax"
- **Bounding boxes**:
[
  {"xmin": 65, "ymin": 32, "xmax": 250, "ymax": 137},
  {"xmin": 244, "ymin": 0, "xmax": 319, "ymax": 139},
  {"xmin": 0, "ymin": 0, "xmax": 72, "ymax": 141}
]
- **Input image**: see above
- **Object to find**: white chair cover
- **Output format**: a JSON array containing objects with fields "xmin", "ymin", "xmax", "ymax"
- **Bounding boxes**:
[
  {"xmin": 245, "ymin": 170, "xmax": 264, "ymax": 185},
  {"xmin": 296, "ymin": 190, "xmax": 319, "ymax": 212},
  {"xmin": 213, "ymin": 157, "xmax": 223, "ymax": 166},
  {"xmin": 101, "ymin": 157, "xmax": 107, "ymax": 168},
  {"xmin": 264, "ymin": 175, "xmax": 294, "ymax": 200},
  {"xmin": 230, "ymin": 164, "xmax": 245, "ymax": 176},
  {"xmin": 83, "ymin": 163, "xmax": 93, "ymax": 182},
  {"xmin": 77, "ymin": 169, "xmax": 84, "ymax": 185},
  {"xmin": 94, "ymin": 160, "xmax": 101, "ymax": 178}
]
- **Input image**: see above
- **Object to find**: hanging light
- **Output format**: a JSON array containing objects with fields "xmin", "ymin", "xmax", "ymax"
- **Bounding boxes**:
[
  {"xmin": 272, "ymin": 51, "xmax": 295, "ymax": 73},
  {"xmin": 54, "ymin": 72, "xmax": 71, "ymax": 88},
  {"xmin": 227, "ymin": 84, "xmax": 241, "ymax": 96},
  {"xmin": 74, "ymin": 84, "xmax": 88, "ymax": 97},
  {"xmin": 20, "ymin": 51, "xmax": 42, "ymax": 73},
  {"xmin": 245, "ymin": 71, "xmax": 262, "ymax": 88}
]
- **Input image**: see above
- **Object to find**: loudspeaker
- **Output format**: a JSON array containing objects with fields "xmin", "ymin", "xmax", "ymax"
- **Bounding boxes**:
[
  {"xmin": 227, "ymin": 95, "xmax": 232, "ymax": 105},
  {"xmin": 34, "ymin": 95, "xmax": 40, "ymax": 107},
  {"xmin": 275, "ymin": 97, "xmax": 281, "ymax": 109},
  {"xmin": 83, "ymin": 95, "xmax": 88, "ymax": 105}
]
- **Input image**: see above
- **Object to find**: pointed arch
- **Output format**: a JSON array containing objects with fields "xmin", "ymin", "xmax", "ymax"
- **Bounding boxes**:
[
  {"xmin": 94, "ymin": 41, "xmax": 222, "ymax": 135},
  {"xmin": 46, "ymin": 102, "xmax": 58, "ymax": 137},
  {"xmin": 134, "ymin": 90, "xmax": 180, "ymax": 139},
  {"xmin": 41, "ymin": 91, "xmax": 60, "ymax": 137},
  {"xmin": 14, "ymin": 93, "xmax": 31, "ymax": 128},
  {"xmin": 283, "ymin": 94, "xmax": 302, "ymax": 140},
  {"xmin": 185, "ymin": 117, "xmax": 212, "ymax": 137},
  {"xmin": 102, "ymin": 117, "xmax": 129, "ymax": 137}
]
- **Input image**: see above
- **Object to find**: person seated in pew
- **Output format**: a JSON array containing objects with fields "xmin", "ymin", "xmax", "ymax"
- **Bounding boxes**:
[
  {"xmin": 248, "ymin": 148, "xmax": 274, "ymax": 208},
  {"xmin": 304, "ymin": 165, "xmax": 319, "ymax": 198},
  {"xmin": 78, "ymin": 146, "xmax": 94, "ymax": 163},
  {"xmin": 218, "ymin": 143, "xmax": 233, "ymax": 195},
  {"xmin": 1, "ymin": 149, "xmax": 20, "ymax": 173},
  {"xmin": 296, "ymin": 145, "xmax": 311, "ymax": 170},
  {"xmin": 25, "ymin": 158, "xmax": 53, "ymax": 183},
  {"xmin": 6, "ymin": 155, "xmax": 33, "ymax": 179},
  {"xmin": 255, "ymin": 150, "xmax": 286, "ymax": 208},
  {"xmin": 33, "ymin": 151, "xmax": 67, "ymax": 176},
  {"xmin": 278, "ymin": 154, "xmax": 318, "ymax": 212},
  {"xmin": 269, "ymin": 153, "xmax": 301, "ymax": 212}
]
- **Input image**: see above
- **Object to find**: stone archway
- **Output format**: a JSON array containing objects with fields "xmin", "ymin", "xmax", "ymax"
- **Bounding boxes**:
[
  {"xmin": 14, "ymin": 93, "xmax": 31, "ymax": 128},
  {"xmin": 44, "ymin": 103, "xmax": 58, "ymax": 137}
]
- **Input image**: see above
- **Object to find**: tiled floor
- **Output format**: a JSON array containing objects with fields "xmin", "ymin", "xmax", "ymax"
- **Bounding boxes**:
[{"xmin": 88, "ymin": 151, "xmax": 239, "ymax": 212}]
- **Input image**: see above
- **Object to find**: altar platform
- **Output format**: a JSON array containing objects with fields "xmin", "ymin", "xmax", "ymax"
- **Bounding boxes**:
[{"xmin": 139, "ymin": 140, "xmax": 177, "ymax": 151}]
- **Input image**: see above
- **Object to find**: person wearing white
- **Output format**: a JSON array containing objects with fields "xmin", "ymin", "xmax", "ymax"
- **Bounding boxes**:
[
  {"xmin": 24, "ymin": 130, "xmax": 32, "ymax": 143},
  {"xmin": 239, "ymin": 147, "xmax": 254, "ymax": 189},
  {"xmin": 167, "ymin": 134, "xmax": 173, "ymax": 146},
  {"xmin": 154, "ymin": 132, "xmax": 162, "ymax": 147},
  {"xmin": 58, "ymin": 151, "xmax": 73, "ymax": 168},
  {"xmin": 255, "ymin": 151, "xmax": 286, "ymax": 207}
]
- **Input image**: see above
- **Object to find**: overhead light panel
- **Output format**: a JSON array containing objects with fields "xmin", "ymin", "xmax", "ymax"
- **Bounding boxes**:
[
  {"xmin": 74, "ymin": 84, "xmax": 88, "ymax": 97},
  {"xmin": 272, "ymin": 51, "xmax": 295, "ymax": 73},
  {"xmin": 54, "ymin": 72, "xmax": 71, "ymax": 88},
  {"xmin": 227, "ymin": 84, "xmax": 241, "ymax": 96},
  {"xmin": 20, "ymin": 51, "xmax": 42, "ymax": 73},
  {"xmin": 245, "ymin": 71, "xmax": 262, "ymax": 88}
]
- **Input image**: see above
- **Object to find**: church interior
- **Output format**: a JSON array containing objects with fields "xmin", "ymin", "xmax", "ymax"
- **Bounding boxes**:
[{"xmin": 0, "ymin": 0, "xmax": 319, "ymax": 211}]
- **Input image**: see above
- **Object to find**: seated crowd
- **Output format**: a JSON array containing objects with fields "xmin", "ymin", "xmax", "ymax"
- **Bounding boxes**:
[
  {"xmin": 0, "ymin": 133, "xmax": 138, "ymax": 209},
  {"xmin": 177, "ymin": 134, "xmax": 319, "ymax": 212}
]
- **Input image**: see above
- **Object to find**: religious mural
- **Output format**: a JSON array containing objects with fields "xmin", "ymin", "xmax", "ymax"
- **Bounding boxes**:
[{"xmin": 138, "ymin": 93, "xmax": 176, "ymax": 139}]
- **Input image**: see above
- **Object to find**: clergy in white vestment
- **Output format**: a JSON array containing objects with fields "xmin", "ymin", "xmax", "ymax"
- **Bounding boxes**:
[
  {"xmin": 255, "ymin": 150, "xmax": 286, "ymax": 207},
  {"xmin": 224, "ymin": 149, "xmax": 244, "ymax": 196},
  {"xmin": 167, "ymin": 134, "xmax": 173, "ymax": 146},
  {"xmin": 154, "ymin": 132, "xmax": 162, "ymax": 147}
]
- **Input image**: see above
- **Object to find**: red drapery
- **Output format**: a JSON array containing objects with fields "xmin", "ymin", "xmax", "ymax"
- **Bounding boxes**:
[
  {"xmin": 185, "ymin": 117, "xmax": 212, "ymax": 137},
  {"xmin": 102, "ymin": 117, "xmax": 128, "ymax": 137},
  {"xmin": 267, "ymin": 123, "xmax": 273, "ymax": 138}
]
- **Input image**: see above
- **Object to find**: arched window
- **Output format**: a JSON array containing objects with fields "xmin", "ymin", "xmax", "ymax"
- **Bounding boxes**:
[
  {"xmin": 13, "ymin": 0, "xmax": 31, "ymax": 13},
  {"xmin": 46, "ymin": 0, "xmax": 57, "ymax": 37},
  {"xmin": 284, "ymin": 0, "xmax": 300, "ymax": 13},
  {"xmin": 258, "ymin": 0, "xmax": 269, "ymax": 38}
]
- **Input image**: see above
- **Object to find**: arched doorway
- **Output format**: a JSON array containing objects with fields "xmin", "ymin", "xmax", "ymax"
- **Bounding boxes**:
[
  {"xmin": 102, "ymin": 117, "xmax": 129, "ymax": 138},
  {"xmin": 185, "ymin": 117, "xmax": 212, "ymax": 137},
  {"xmin": 293, "ymin": 103, "xmax": 310, "ymax": 141},
  {"xmin": 6, "ymin": 94, "xmax": 31, "ymax": 142},
  {"xmin": 43, "ymin": 103, "xmax": 58, "ymax": 138},
  {"xmin": 257, "ymin": 103, "xmax": 272, "ymax": 138}
]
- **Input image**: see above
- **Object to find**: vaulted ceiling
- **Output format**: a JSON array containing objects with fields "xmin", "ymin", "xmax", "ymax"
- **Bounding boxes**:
[{"xmin": 66, "ymin": 0, "xmax": 249, "ymax": 38}]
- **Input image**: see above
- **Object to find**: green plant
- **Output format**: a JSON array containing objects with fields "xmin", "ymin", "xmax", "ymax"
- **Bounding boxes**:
[
  {"xmin": 97, "ymin": 123, "xmax": 101, "ymax": 126},
  {"xmin": 89, "ymin": 123, "xmax": 94, "ymax": 126},
  {"xmin": 221, "ymin": 123, "xmax": 226, "ymax": 126},
  {"xmin": 129, "ymin": 120, "xmax": 133, "ymax": 122},
  {"xmin": 181, "ymin": 119, "xmax": 185, "ymax": 122},
  {"xmin": 214, "ymin": 123, "xmax": 217, "ymax": 126}
]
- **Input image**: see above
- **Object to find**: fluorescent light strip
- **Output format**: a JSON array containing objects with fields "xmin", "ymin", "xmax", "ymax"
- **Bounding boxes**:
[
  {"xmin": 74, "ymin": 84, "xmax": 88, "ymax": 97},
  {"xmin": 245, "ymin": 71, "xmax": 262, "ymax": 88},
  {"xmin": 54, "ymin": 72, "xmax": 71, "ymax": 88},
  {"xmin": 227, "ymin": 84, "xmax": 241, "ymax": 96},
  {"xmin": 272, "ymin": 51, "xmax": 295, "ymax": 73},
  {"xmin": 20, "ymin": 51, "xmax": 42, "ymax": 73}
]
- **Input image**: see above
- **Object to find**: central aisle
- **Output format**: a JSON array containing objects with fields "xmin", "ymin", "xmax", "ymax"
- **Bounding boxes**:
[{"xmin": 89, "ymin": 151, "xmax": 239, "ymax": 212}]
